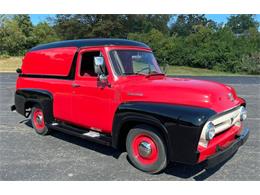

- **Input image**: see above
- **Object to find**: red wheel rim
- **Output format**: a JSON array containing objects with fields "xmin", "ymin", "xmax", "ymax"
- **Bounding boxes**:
[
  {"xmin": 132, "ymin": 134, "xmax": 158, "ymax": 165},
  {"xmin": 33, "ymin": 108, "xmax": 45, "ymax": 131}
]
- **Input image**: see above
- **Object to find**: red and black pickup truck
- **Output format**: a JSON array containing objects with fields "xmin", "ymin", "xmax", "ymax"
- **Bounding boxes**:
[{"xmin": 11, "ymin": 38, "xmax": 249, "ymax": 173}]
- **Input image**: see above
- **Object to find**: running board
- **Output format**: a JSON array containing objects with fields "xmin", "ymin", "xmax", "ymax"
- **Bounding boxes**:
[{"xmin": 47, "ymin": 123, "xmax": 112, "ymax": 146}]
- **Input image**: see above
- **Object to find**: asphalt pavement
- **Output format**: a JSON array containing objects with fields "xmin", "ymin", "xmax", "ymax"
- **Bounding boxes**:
[{"xmin": 0, "ymin": 73, "xmax": 259, "ymax": 180}]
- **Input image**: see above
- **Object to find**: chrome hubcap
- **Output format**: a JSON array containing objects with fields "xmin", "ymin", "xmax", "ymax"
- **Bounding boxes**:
[
  {"xmin": 138, "ymin": 141, "xmax": 152, "ymax": 157},
  {"xmin": 36, "ymin": 114, "xmax": 43, "ymax": 124}
]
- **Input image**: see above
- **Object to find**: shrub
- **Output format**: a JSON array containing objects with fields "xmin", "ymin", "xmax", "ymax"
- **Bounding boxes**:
[{"xmin": 235, "ymin": 52, "xmax": 260, "ymax": 74}]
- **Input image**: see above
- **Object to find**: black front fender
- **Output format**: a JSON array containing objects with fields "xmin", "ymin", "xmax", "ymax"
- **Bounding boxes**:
[
  {"xmin": 112, "ymin": 111, "xmax": 170, "ymax": 150},
  {"xmin": 112, "ymin": 102, "xmax": 216, "ymax": 164}
]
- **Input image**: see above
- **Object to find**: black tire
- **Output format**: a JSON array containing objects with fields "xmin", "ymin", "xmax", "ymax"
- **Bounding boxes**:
[
  {"xmin": 126, "ymin": 125, "xmax": 167, "ymax": 174},
  {"xmin": 31, "ymin": 106, "xmax": 51, "ymax": 135}
]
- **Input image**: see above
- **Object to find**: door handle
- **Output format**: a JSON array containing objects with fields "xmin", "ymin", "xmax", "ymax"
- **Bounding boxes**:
[{"xmin": 72, "ymin": 83, "xmax": 80, "ymax": 88}]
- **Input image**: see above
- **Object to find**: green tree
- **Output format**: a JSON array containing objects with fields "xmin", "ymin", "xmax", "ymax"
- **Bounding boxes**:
[
  {"xmin": 0, "ymin": 18, "xmax": 27, "ymax": 55},
  {"xmin": 0, "ymin": 15, "xmax": 59, "ymax": 55},
  {"xmin": 53, "ymin": 15, "xmax": 125, "ymax": 39},
  {"xmin": 0, "ymin": 15, "xmax": 13, "ymax": 27},
  {"xmin": 125, "ymin": 15, "xmax": 171, "ymax": 34},
  {"xmin": 52, "ymin": 14, "xmax": 172, "ymax": 40},
  {"xmin": 53, "ymin": 14, "xmax": 91, "ymax": 39},
  {"xmin": 128, "ymin": 29, "xmax": 174, "ymax": 65},
  {"xmin": 170, "ymin": 14, "xmax": 217, "ymax": 36},
  {"xmin": 129, "ymin": 22, "xmax": 260, "ymax": 74},
  {"xmin": 0, "ymin": 14, "xmax": 259, "ymax": 74},
  {"xmin": 13, "ymin": 14, "xmax": 36, "ymax": 50},
  {"xmin": 33, "ymin": 22, "xmax": 60, "ymax": 44},
  {"xmin": 226, "ymin": 14, "xmax": 259, "ymax": 35},
  {"xmin": 90, "ymin": 15, "xmax": 126, "ymax": 38},
  {"xmin": 13, "ymin": 15, "xmax": 33, "ymax": 37}
]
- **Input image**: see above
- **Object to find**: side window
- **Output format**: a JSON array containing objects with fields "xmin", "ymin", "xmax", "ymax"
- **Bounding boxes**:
[{"xmin": 80, "ymin": 51, "xmax": 107, "ymax": 77}]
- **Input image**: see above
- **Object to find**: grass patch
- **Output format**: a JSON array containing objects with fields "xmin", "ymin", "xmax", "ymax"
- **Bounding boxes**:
[
  {"xmin": 164, "ymin": 65, "xmax": 241, "ymax": 76},
  {"xmin": 0, "ymin": 56, "xmax": 22, "ymax": 72},
  {"xmin": 0, "ymin": 56, "xmax": 250, "ymax": 76}
]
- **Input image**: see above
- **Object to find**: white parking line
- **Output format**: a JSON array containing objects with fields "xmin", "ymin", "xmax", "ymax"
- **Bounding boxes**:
[
  {"xmin": 237, "ymin": 94, "xmax": 260, "ymax": 97},
  {"xmin": 227, "ymin": 84, "xmax": 260, "ymax": 86},
  {"xmin": 247, "ymin": 118, "xmax": 260, "ymax": 120}
]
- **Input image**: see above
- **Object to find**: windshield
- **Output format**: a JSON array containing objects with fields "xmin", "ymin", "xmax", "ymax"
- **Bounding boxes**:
[{"xmin": 109, "ymin": 50, "xmax": 163, "ymax": 76}]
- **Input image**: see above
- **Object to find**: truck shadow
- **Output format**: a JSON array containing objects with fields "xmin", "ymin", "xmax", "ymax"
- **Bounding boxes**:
[
  {"xmin": 24, "ymin": 119, "xmax": 234, "ymax": 180},
  {"xmin": 24, "ymin": 120, "xmax": 121, "ymax": 159},
  {"xmin": 51, "ymin": 130, "xmax": 122, "ymax": 159},
  {"xmin": 164, "ymin": 160, "xmax": 229, "ymax": 180}
]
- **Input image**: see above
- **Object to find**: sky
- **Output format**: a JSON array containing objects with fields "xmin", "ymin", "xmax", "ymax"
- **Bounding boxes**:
[
  {"xmin": 30, "ymin": 14, "xmax": 54, "ymax": 25},
  {"xmin": 29, "ymin": 14, "xmax": 260, "ymax": 25}
]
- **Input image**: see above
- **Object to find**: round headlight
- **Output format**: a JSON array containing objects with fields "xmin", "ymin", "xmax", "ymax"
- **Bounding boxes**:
[
  {"xmin": 240, "ymin": 106, "xmax": 247, "ymax": 121},
  {"xmin": 205, "ymin": 122, "xmax": 215, "ymax": 140}
]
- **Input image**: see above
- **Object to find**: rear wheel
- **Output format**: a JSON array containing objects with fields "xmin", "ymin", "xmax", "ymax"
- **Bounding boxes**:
[
  {"xmin": 31, "ymin": 106, "xmax": 50, "ymax": 135},
  {"xmin": 126, "ymin": 125, "xmax": 167, "ymax": 174}
]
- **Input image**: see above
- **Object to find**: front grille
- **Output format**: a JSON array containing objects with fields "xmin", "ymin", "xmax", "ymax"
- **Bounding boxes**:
[
  {"xmin": 199, "ymin": 106, "xmax": 242, "ymax": 147},
  {"xmin": 211, "ymin": 106, "xmax": 241, "ymax": 134}
]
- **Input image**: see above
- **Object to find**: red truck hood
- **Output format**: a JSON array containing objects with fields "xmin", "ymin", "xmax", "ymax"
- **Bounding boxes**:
[{"xmin": 118, "ymin": 75, "xmax": 242, "ymax": 113}]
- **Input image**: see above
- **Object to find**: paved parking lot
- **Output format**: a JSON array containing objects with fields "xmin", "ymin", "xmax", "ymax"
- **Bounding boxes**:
[{"xmin": 0, "ymin": 73, "xmax": 259, "ymax": 180}]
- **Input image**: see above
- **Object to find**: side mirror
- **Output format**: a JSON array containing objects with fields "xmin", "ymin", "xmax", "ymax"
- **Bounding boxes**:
[
  {"xmin": 94, "ymin": 56, "xmax": 109, "ymax": 86},
  {"xmin": 94, "ymin": 56, "xmax": 105, "ymax": 75}
]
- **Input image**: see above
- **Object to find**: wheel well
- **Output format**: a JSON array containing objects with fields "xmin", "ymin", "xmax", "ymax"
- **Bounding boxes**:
[
  {"xmin": 24, "ymin": 101, "xmax": 40, "ymax": 117},
  {"xmin": 117, "ymin": 120, "xmax": 168, "ymax": 153},
  {"xmin": 117, "ymin": 121, "xmax": 139, "ymax": 152},
  {"xmin": 25, "ymin": 101, "xmax": 39, "ymax": 109}
]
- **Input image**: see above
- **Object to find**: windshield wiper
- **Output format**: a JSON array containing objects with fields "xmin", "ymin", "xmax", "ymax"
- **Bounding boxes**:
[
  {"xmin": 122, "ymin": 73, "xmax": 133, "ymax": 75},
  {"xmin": 122, "ymin": 72, "xmax": 146, "ymax": 76},
  {"xmin": 147, "ymin": 72, "xmax": 165, "ymax": 76},
  {"xmin": 135, "ymin": 72, "xmax": 147, "ymax": 76}
]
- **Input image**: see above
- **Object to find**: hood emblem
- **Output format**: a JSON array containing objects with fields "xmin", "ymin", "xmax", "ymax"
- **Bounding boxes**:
[{"xmin": 228, "ymin": 93, "xmax": 234, "ymax": 102}]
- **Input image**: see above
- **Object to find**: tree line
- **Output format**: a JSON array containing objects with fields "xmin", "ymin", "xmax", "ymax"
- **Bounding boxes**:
[{"xmin": 0, "ymin": 14, "xmax": 259, "ymax": 74}]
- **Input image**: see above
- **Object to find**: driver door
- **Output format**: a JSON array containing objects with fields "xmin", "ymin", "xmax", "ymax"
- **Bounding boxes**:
[{"xmin": 71, "ymin": 48, "xmax": 114, "ymax": 133}]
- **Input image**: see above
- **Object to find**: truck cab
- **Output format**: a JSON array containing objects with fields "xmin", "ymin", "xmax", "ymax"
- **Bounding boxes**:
[{"xmin": 12, "ymin": 39, "xmax": 249, "ymax": 173}]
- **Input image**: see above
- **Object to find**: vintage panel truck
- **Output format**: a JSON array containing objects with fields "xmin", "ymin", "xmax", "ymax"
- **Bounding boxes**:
[{"xmin": 11, "ymin": 39, "xmax": 249, "ymax": 173}]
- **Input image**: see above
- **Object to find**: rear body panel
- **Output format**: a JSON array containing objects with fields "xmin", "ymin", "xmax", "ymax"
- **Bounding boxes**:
[{"xmin": 22, "ymin": 47, "xmax": 77, "ymax": 76}]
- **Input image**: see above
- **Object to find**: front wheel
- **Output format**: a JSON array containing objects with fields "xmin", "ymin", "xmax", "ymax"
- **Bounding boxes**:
[
  {"xmin": 31, "ymin": 106, "xmax": 51, "ymax": 135},
  {"xmin": 126, "ymin": 125, "xmax": 167, "ymax": 174}
]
